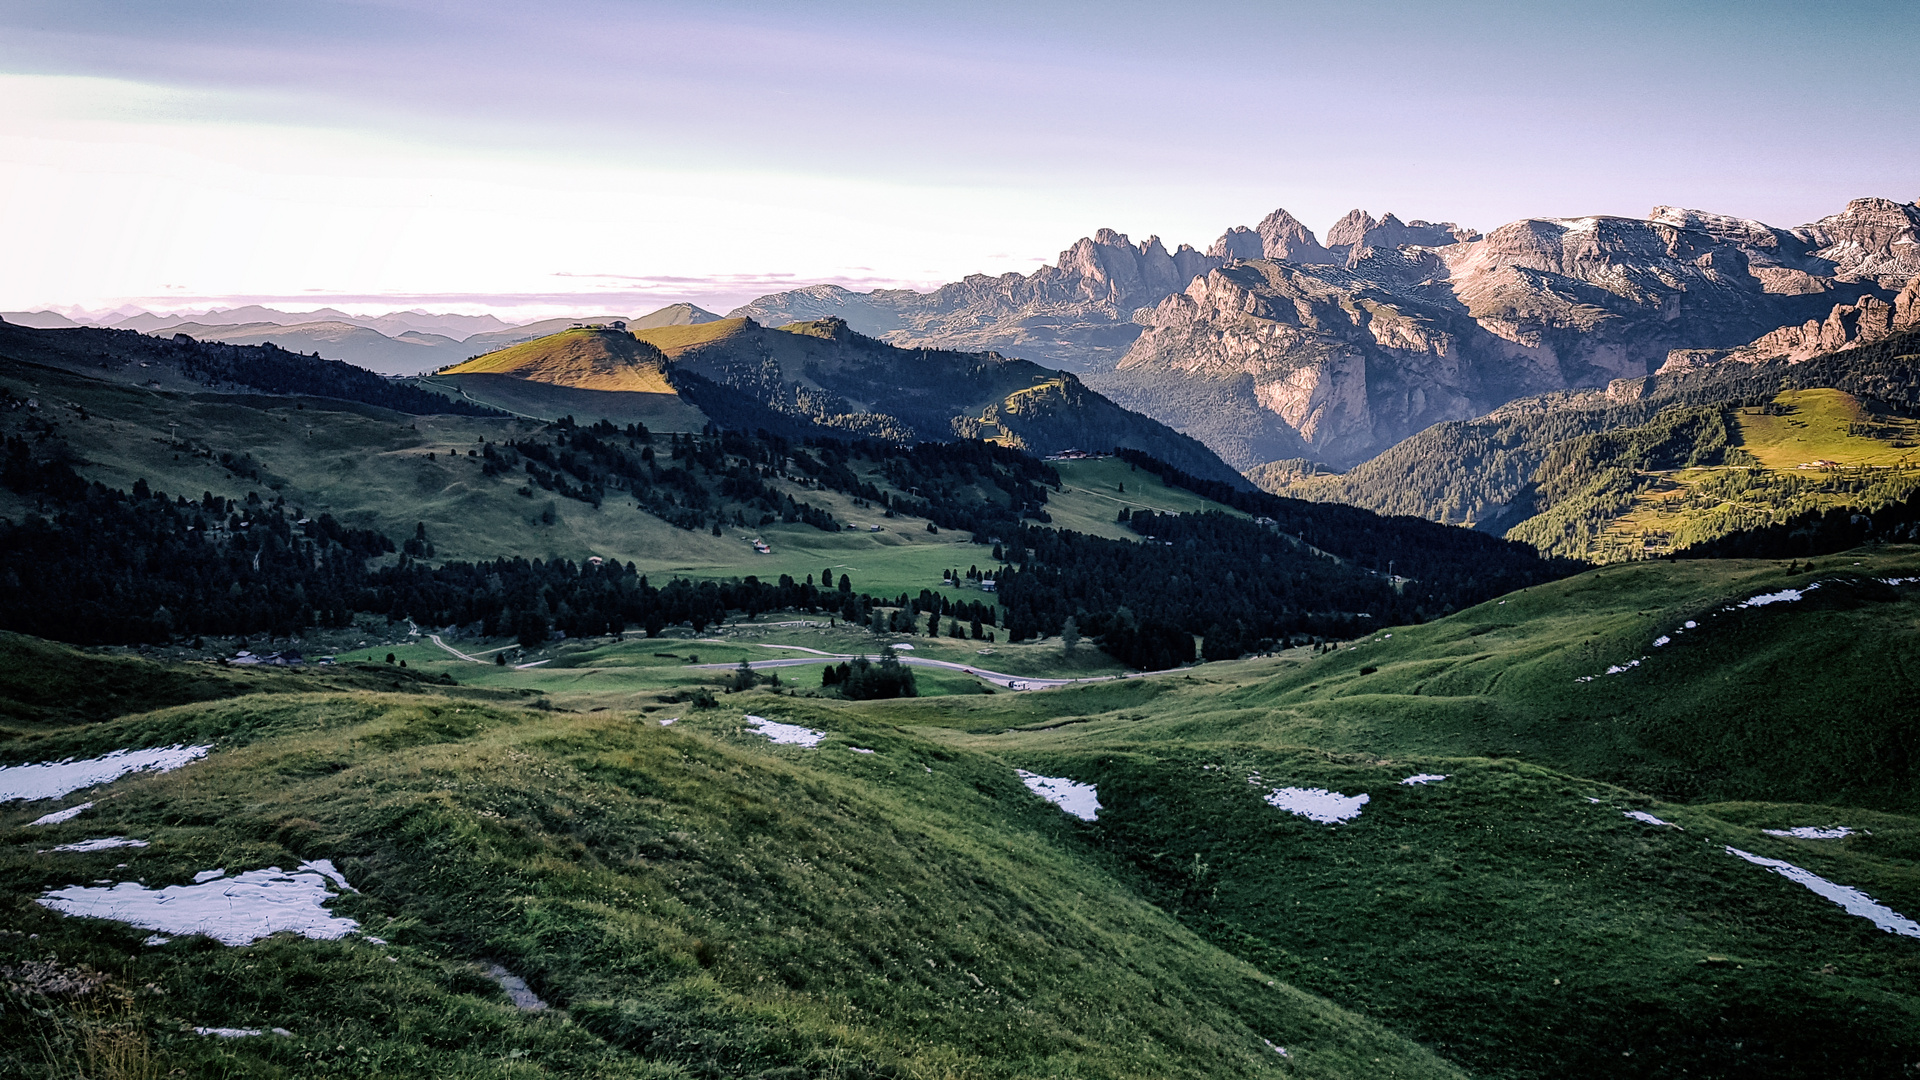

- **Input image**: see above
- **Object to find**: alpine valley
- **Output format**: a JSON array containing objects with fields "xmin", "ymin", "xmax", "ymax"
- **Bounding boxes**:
[{"xmin": 6, "ymin": 193, "xmax": 1920, "ymax": 1080}]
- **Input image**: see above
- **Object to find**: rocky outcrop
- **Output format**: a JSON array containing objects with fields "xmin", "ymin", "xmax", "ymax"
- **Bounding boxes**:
[
  {"xmin": 1788, "ymin": 197, "xmax": 1920, "ymax": 288},
  {"xmin": 1091, "ymin": 202, "xmax": 1913, "ymax": 469},
  {"xmin": 1321, "ymin": 211, "xmax": 1476, "ymax": 265},
  {"xmin": 1660, "ymin": 275, "xmax": 1920, "ymax": 371}
]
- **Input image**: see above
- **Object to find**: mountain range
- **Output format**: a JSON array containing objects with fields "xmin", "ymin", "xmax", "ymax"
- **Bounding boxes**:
[
  {"xmin": 0, "ymin": 303, "xmax": 724, "ymax": 376},
  {"xmin": 736, "ymin": 198, "xmax": 1920, "ymax": 470}
]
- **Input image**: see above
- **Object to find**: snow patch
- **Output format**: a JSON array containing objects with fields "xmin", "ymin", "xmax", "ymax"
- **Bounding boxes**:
[
  {"xmin": 1762, "ymin": 826, "xmax": 1856, "ymax": 840},
  {"xmin": 45, "ymin": 837, "xmax": 148, "ymax": 853},
  {"xmin": 143, "ymin": 935, "xmax": 170, "ymax": 946},
  {"xmin": 195, "ymin": 1027, "xmax": 265, "ymax": 1038},
  {"xmin": 27, "ymin": 802, "xmax": 93, "ymax": 826},
  {"xmin": 0, "ymin": 745, "xmax": 211, "ymax": 802},
  {"xmin": 1266, "ymin": 787, "xmax": 1370, "ymax": 824},
  {"xmin": 1652, "ymin": 635, "xmax": 1671, "ymax": 647},
  {"xmin": 850, "ymin": 747, "xmax": 876, "ymax": 754},
  {"xmin": 1725, "ymin": 846, "xmax": 1920, "ymax": 937},
  {"xmin": 659, "ymin": 717, "xmax": 678, "ymax": 726},
  {"xmin": 1737, "ymin": 584, "xmax": 1818, "ymax": 608},
  {"xmin": 1015, "ymin": 770, "xmax": 1101, "ymax": 821},
  {"xmin": 37, "ymin": 861, "xmax": 362, "ymax": 946},
  {"xmin": 743, "ymin": 715, "xmax": 826, "ymax": 747},
  {"xmin": 193, "ymin": 868, "xmax": 226, "ymax": 883},
  {"xmin": 1624, "ymin": 810, "xmax": 1678, "ymax": 827},
  {"xmin": 1400, "ymin": 774, "xmax": 1448, "ymax": 785}
]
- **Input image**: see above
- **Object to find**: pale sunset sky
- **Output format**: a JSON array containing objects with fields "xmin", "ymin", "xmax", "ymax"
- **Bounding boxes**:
[{"xmin": 1, "ymin": 0, "xmax": 1915, "ymax": 320}]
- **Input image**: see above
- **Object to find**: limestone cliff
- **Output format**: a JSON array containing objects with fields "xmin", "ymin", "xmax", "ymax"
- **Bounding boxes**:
[{"xmin": 1089, "ymin": 199, "xmax": 1916, "ymax": 469}]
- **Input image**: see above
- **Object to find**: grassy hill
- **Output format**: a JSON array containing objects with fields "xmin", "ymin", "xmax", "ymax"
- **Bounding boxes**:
[
  {"xmin": 439, "ymin": 329, "xmax": 680, "ymax": 393},
  {"xmin": 6, "ymin": 548, "xmax": 1920, "ymax": 1077},
  {"xmin": 450, "ymin": 318, "xmax": 1251, "ymax": 488},
  {"xmin": 424, "ymin": 327, "xmax": 709, "ymax": 429},
  {"xmin": 0, "ymin": 353, "xmax": 1013, "ymax": 580}
]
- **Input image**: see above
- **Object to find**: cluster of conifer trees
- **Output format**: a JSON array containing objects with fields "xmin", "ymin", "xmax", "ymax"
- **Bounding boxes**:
[{"xmin": 994, "ymin": 505, "xmax": 1567, "ymax": 668}]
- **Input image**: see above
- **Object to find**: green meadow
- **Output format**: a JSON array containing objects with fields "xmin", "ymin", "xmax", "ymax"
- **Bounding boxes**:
[{"xmin": 7, "ymin": 547, "xmax": 1920, "ymax": 1077}]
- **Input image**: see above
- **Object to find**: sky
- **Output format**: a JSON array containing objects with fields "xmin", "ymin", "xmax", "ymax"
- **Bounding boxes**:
[{"xmin": 1, "ymin": 0, "xmax": 1916, "ymax": 323}]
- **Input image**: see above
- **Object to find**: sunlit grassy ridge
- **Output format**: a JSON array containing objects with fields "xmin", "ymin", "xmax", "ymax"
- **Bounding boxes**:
[{"xmin": 441, "ymin": 330, "xmax": 678, "ymax": 394}]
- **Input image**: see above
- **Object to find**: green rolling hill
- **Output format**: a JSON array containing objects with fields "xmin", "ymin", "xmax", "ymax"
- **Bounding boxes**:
[{"xmin": 5, "ymin": 547, "xmax": 1919, "ymax": 1078}]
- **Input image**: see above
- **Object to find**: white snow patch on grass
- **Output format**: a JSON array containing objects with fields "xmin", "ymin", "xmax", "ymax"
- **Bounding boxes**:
[
  {"xmin": 1738, "ymin": 584, "xmax": 1818, "ymax": 608},
  {"xmin": 1725, "ymin": 846, "xmax": 1920, "ymax": 937},
  {"xmin": 659, "ymin": 717, "xmax": 678, "ymax": 726},
  {"xmin": 1624, "ymin": 810, "xmax": 1678, "ymax": 827},
  {"xmin": 0, "ymin": 745, "xmax": 210, "ymax": 803},
  {"xmin": 27, "ymin": 802, "xmax": 93, "ymax": 826},
  {"xmin": 37, "ymin": 861, "xmax": 362, "ymax": 946},
  {"xmin": 1401, "ymin": 774, "xmax": 1448, "ymax": 785},
  {"xmin": 45, "ymin": 837, "xmax": 148, "ymax": 853},
  {"xmin": 850, "ymin": 747, "xmax": 876, "ymax": 754},
  {"xmin": 1266, "ymin": 787, "xmax": 1370, "ymax": 824},
  {"xmin": 1652, "ymin": 635, "xmax": 1671, "ymax": 647},
  {"xmin": 743, "ymin": 715, "xmax": 825, "ymax": 747},
  {"xmin": 1762, "ymin": 826, "xmax": 1856, "ymax": 840},
  {"xmin": 195, "ymin": 1027, "xmax": 265, "ymax": 1038},
  {"xmin": 1015, "ymin": 770, "xmax": 1101, "ymax": 821}
]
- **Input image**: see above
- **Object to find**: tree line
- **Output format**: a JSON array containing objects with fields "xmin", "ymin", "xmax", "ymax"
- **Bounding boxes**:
[{"xmin": 994, "ymin": 504, "xmax": 1573, "ymax": 668}]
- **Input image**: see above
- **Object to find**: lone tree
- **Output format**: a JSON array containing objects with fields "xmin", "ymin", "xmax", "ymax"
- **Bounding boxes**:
[{"xmin": 1060, "ymin": 616, "xmax": 1080, "ymax": 655}]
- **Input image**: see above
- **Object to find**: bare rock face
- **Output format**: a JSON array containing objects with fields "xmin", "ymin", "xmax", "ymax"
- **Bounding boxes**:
[
  {"xmin": 1789, "ymin": 197, "xmax": 1920, "ymax": 288},
  {"xmin": 1089, "ymin": 203, "xmax": 1902, "ymax": 469},
  {"xmin": 1661, "ymin": 274, "xmax": 1920, "ymax": 371}
]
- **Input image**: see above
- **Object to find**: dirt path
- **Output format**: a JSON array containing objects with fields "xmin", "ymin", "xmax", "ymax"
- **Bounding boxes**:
[{"xmin": 695, "ymin": 652, "xmax": 1184, "ymax": 691}]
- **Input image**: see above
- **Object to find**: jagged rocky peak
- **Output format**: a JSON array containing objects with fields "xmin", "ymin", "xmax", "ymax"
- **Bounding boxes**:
[
  {"xmin": 1325, "ymin": 209, "xmax": 1378, "ymax": 251},
  {"xmin": 1207, "ymin": 208, "xmax": 1338, "ymax": 265},
  {"xmin": 1325, "ymin": 210, "xmax": 1475, "ymax": 263},
  {"xmin": 1054, "ymin": 229, "xmax": 1215, "ymax": 300}
]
